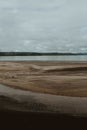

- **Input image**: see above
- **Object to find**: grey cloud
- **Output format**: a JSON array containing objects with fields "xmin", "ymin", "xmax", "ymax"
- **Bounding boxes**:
[{"xmin": 0, "ymin": 0, "xmax": 87, "ymax": 52}]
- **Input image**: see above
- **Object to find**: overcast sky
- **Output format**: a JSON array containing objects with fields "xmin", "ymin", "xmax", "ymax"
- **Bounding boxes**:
[{"xmin": 0, "ymin": 0, "xmax": 87, "ymax": 52}]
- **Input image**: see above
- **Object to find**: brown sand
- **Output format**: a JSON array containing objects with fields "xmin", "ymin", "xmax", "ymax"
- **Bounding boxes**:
[
  {"xmin": 0, "ymin": 61, "xmax": 87, "ymax": 97},
  {"xmin": 1, "ymin": 84, "xmax": 87, "ymax": 116}
]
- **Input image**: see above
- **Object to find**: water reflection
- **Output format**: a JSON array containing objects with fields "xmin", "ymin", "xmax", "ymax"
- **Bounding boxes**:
[{"xmin": 0, "ymin": 55, "xmax": 87, "ymax": 61}]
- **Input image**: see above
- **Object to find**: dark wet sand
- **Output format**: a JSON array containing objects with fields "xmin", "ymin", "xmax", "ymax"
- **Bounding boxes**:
[
  {"xmin": 1, "ymin": 86, "xmax": 87, "ymax": 129},
  {"xmin": 0, "ymin": 110, "xmax": 87, "ymax": 129}
]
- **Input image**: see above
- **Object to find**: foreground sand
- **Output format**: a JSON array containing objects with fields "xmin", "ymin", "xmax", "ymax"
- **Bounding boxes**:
[
  {"xmin": 1, "ymin": 84, "xmax": 87, "ymax": 116},
  {"xmin": 0, "ymin": 61, "xmax": 87, "ymax": 97},
  {"xmin": 0, "ymin": 61, "xmax": 87, "ymax": 116}
]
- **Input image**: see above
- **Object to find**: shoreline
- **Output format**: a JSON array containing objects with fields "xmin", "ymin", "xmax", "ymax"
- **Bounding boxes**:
[{"xmin": 0, "ymin": 52, "xmax": 87, "ymax": 56}]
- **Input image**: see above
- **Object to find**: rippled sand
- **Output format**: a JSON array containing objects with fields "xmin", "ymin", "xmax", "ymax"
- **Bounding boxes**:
[{"xmin": 0, "ymin": 61, "xmax": 87, "ymax": 97}]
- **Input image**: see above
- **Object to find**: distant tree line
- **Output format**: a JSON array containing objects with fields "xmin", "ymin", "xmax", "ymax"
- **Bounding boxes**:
[{"xmin": 0, "ymin": 52, "xmax": 87, "ymax": 56}]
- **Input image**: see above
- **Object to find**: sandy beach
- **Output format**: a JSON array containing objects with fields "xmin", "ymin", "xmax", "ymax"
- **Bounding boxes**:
[
  {"xmin": 0, "ymin": 61, "xmax": 87, "ymax": 117},
  {"xmin": 0, "ymin": 61, "xmax": 87, "ymax": 97}
]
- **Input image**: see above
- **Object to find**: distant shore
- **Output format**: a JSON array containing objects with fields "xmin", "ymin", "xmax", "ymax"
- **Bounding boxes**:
[{"xmin": 0, "ymin": 52, "xmax": 87, "ymax": 56}]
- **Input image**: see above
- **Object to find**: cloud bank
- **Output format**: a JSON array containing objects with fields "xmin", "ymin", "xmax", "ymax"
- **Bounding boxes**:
[{"xmin": 0, "ymin": 0, "xmax": 87, "ymax": 52}]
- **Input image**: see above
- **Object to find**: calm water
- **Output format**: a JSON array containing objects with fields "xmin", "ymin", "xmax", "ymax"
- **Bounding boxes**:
[{"xmin": 0, "ymin": 55, "xmax": 87, "ymax": 61}]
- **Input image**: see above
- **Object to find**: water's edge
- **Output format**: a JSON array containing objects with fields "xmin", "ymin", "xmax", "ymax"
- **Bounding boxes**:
[{"xmin": 0, "ymin": 55, "xmax": 87, "ymax": 61}]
